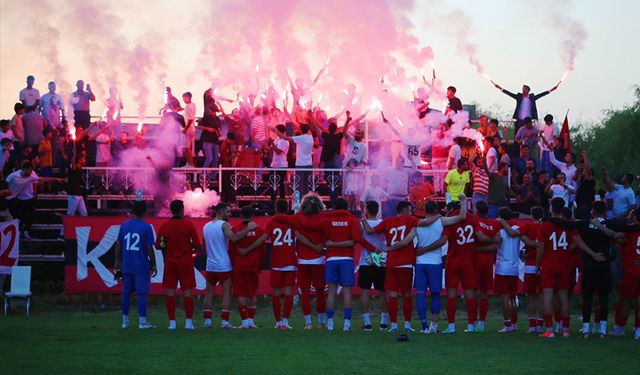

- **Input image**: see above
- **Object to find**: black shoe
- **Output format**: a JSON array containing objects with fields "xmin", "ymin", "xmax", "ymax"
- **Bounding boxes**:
[
  {"xmin": 380, "ymin": 323, "xmax": 388, "ymax": 331},
  {"xmin": 363, "ymin": 324, "xmax": 373, "ymax": 331}
]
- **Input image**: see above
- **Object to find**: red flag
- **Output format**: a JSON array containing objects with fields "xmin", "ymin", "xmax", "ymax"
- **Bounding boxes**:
[{"xmin": 560, "ymin": 112, "xmax": 572, "ymax": 153}]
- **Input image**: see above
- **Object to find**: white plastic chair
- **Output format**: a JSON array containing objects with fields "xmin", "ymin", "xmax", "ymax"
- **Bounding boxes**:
[{"xmin": 4, "ymin": 266, "xmax": 32, "ymax": 316}]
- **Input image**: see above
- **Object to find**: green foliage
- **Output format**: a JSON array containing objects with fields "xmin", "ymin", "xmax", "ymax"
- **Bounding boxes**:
[{"xmin": 572, "ymin": 87, "xmax": 640, "ymax": 179}]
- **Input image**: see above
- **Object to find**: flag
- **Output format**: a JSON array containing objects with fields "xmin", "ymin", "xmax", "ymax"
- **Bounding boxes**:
[{"xmin": 560, "ymin": 112, "xmax": 572, "ymax": 153}]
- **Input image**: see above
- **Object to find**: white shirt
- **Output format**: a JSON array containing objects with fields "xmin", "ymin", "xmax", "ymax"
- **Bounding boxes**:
[
  {"xmin": 292, "ymin": 134, "xmax": 313, "ymax": 166},
  {"xmin": 271, "ymin": 138, "xmax": 289, "ymax": 168},
  {"xmin": 345, "ymin": 136, "xmax": 368, "ymax": 166},
  {"xmin": 539, "ymin": 123, "xmax": 558, "ymax": 152},
  {"xmin": 387, "ymin": 169, "xmax": 409, "ymax": 197},
  {"xmin": 486, "ymin": 147, "xmax": 499, "ymax": 173},
  {"xmin": 184, "ymin": 102, "xmax": 196, "ymax": 134},
  {"xmin": 400, "ymin": 137, "xmax": 421, "ymax": 168},
  {"xmin": 6, "ymin": 170, "xmax": 39, "ymax": 200},
  {"xmin": 96, "ymin": 133, "xmax": 112, "ymax": 163},
  {"xmin": 19, "ymin": 87, "xmax": 40, "ymax": 107},
  {"xmin": 495, "ymin": 226, "xmax": 522, "ymax": 276},
  {"xmin": 550, "ymin": 153, "xmax": 577, "ymax": 189},
  {"xmin": 415, "ymin": 218, "xmax": 444, "ymax": 265},
  {"xmin": 203, "ymin": 220, "xmax": 232, "ymax": 272},
  {"xmin": 448, "ymin": 144, "xmax": 461, "ymax": 167},
  {"xmin": 40, "ymin": 92, "xmax": 64, "ymax": 128},
  {"xmin": 359, "ymin": 219, "xmax": 385, "ymax": 266},
  {"xmin": 549, "ymin": 184, "xmax": 571, "ymax": 206},
  {"xmin": 518, "ymin": 96, "xmax": 532, "ymax": 120}
]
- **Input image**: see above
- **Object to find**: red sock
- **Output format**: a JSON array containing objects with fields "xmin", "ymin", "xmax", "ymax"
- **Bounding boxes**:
[
  {"xmin": 504, "ymin": 319, "xmax": 512, "ymax": 327},
  {"xmin": 316, "ymin": 289, "xmax": 326, "ymax": 314},
  {"xmin": 511, "ymin": 309, "xmax": 519, "ymax": 324},
  {"xmin": 479, "ymin": 298, "xmax": 489, "ymax": 321},
  {"xmin": 301, "ymin": 290, "xmax": 311, "ymax": 316},
  {"xmin": 203, "ymin": 309, "xmax": 212, "ymax": 319},
  {"xmin": 388, "ymin": 296, "xmax": 398, "ymax": 323},
  {"xmin": 238, "ymin": 304, "xmax": 248, "ymax": 320},
  {"xmin": 554, "ymin": 311, "xmax": 561, "ymax": 325},
  {"xmin": 272, "ymin": 296, "xmax": 282, "ymax": 322},
  {"xmin": 165, "ymin": 296, "xmax": 176, "ymax": 320},
  {"xmin": 562, "ymin": 316, "xmax": 570, "ymax": 329},
  {"xmin": 635, "ymin": 311, "xmax": 640, "ymax": 328},
  {"xmin": 184, "ymin": 296, "xmax": 194, "ymax": 319},
  {"xmin": 529, "ymin": 318, "xmax": 536, "ymax": 328},
  {"xmin": 466, "ymin": 298, "xmax": 478, "ymax": 325},
  {"xmin": 248, "ymin": 306, "xmax": 256, "ymax": 319},
  {"xmin": 537, "ymin": 318, "xmax": 545, "ymax": 328},
  {"xmin": 447, "ymin": 298, "xmax": 457, "ymax": 324},
  {"xmin": 544, "ymin": 314, "xmax": 553, "ymax": 328},
  {"xmin": 284, "ymin": 295, "xmax": 294, "ymax": 319},
  {"xmin": 221, "ymin": 309, "xmax": 230, "ymax": 321},
  {"xmin": 403, "ymin": 297, "xmax": 412, "ymax": 322}
]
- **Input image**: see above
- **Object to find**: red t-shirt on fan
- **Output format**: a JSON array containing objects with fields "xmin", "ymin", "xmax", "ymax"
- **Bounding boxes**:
[
  {"xmin": 373, "ymin": 215, "xmax": 418, "ymax": 268},
  {"xmin": 155, "ymin": 217, "xmax": 201, "ymax": 264},
  {"xmin": 230, "ymin": 222, "xmax": 265, "ymax": 272},
  {"xmin": 536, "ymin": 221, "xmax": 571, "ymax": 274},
  {"xmin": 444, "ymin": 214, "xmax": 478, "ymax": 269},
  {"xmin": 265, "ymin": 214, "xmax": 298, "ymax": 269},
  {"xmin": 473, "ymin": 216, "xmax": 500, "ymax": 264}
]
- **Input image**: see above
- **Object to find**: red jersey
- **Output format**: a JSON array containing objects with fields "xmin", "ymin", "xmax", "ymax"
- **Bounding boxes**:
[
  {"xmin": 287, "ymin": 212, "xmax": 326, "ymax": 261},
  {"xmin": 473, "ymin": 216, "xmax": 500, "ymax": 264},
  {"xmin": 155, "ymin": 217, "xmax": 201, "ymax": 264},
  {"xmin": 622, "ymin": 230, "xmax": 640, "ymax": 275},
  {"xmin": 230, "ymin": 222, "xmax": 265, "ymax": 272},
  {"xmin": 444, "ymin": 214, "xmax": 478, "ymax": 268},
  {"xmin": 568, "ymin": 229, "xmax": 581, "ymax": 269},
  {"xmin": 517, "ymin": 220, "xmax": 539, "ymax": 266},
  {"xmin": 373, "ymin": 215, "xmax": 418, "ymax": 268},
  {"xmin": 536, "ymin": 221, "xmax": 571, "ymax": 274},
  {"xmin": 307, "ymin": 210, "xmax": 376, "ymax": 259},
  {"xmin": 265, "ymin": 215, "xmax": 298, "ymax": 269}
]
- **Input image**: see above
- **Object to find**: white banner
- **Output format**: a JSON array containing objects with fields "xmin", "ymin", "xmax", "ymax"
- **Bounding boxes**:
[{"xmin": 0, "ymin": 220, "xmax": 20, "ymax": 275}]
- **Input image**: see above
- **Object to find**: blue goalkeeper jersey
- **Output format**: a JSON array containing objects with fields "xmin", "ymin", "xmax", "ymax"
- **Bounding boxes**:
[{"xmin": 118, "ymin": 218, "xmax": 155, "ymax": 274}]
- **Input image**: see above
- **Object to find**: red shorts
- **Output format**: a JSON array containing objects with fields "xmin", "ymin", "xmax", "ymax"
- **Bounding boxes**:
[
  {"xmin": 446, "ymin": 264, "xmax": 477, "ymax": 290},
  {"xmin": 524, "ymin": 273, "xmax": 541, "ymax": 295},
  {"xmin": 271, "ymin": 270, "xmax": 296, "ymax": 289},
  {"xmin": 620, "ymin": 273, "xmax": 640, "ymax": 299},
  {"xmin": 205, "ymin": 271, "xmax": 232, "ymax": 286},
  {"xmin": 540, "ymin": 271, "xmax": 570, "ymax": 291},
  {"xmin": 384, "ymin": 267, "xmax": 413, "ymax": 293},
  {"xmin": 494, "ymin": 275, "xmax": 519, "ymax": 296},
  {"xmin": 297, "ymin": 264, "xmax": 325, "ymax": 289},
  {"xmin": 162, "ymin": 261, "xmax": 195, "ymax": 290},
  {"xmin": 232, "ymin": 270, "xmax": 260, "ymax": 297},
  {"xmin": 475, "ymin": 262, "xmax": 494, "ymax": 292}
]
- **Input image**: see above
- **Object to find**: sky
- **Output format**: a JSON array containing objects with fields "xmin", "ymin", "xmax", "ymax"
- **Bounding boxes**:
[{"xmin": 1, "ymin": 0, "xmax": 639, "ymax": 125}]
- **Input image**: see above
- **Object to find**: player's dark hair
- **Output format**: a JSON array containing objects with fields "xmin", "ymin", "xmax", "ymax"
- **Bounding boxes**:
[
  {"xmin": 396, "ymin": 200, "xmax": 412, "ymax": 214},
  {"xmin": 132, "ymin": 201, "xmax": 147, "ymax": 216},
  {"xmin": 215, "ymin": 202, "xmax": 230, "ymax": 215},
  {"xmin": 530, "ymin": 206, "xmax": 544, "ymax": 220},
  {"xmin": 424, "ymin": 200, "xmax": 438, "ymax": 214},
  {"xmin": 631, "ymin": 209, "xmax": 640, "ymax": 222},
  {"xmin": 544, "ymin": 114, "xmax": 553, "ymax": 123},
  {"xmin": 489, "ymin": 118, "xmax": 499, "ymax": 126},
  {"xmin": 300, "ymin": 124, "xmax": 310, "ymax": 134},
  {"xmin": 624, "ymin": 173, "xmax": 635, "ymax": 185},
  {"xmin": 476, "ymin": 201, "xmax": 488, "ymax": 215},
  {"xmin": 447, "ymin": 86, "xmax": 456, "ymax": 93},
  {"xmin": 276, "ymin": 124, "xmax": 286, "ymax": 133},
  {"xmin": 21, "ymin": 160, "xmax": 33, "ymax": 170},
  {"xmin": 227, "ymin": 132, "xmax": 236, "ymax": 140},
  {"xmin": 523, "ymin": 85, "xmax": 530, "ymax": 91},
  {"xmin": 14, "ymin": 102, "xmax": 24, "ymax": 113},
  {"xmin": 241, "ymin": 206, "xmax": 254, "ymax": 219},
  {"xmin": 366, "ymin": 200, "xmax": 379, "ymax": 216},
  {"xmin": 328, "ymin": 123, "xmax": 338, "ymax": 133},
  {"xmin": 182, "ymin": 92, "xmax": 192, "ymax": 99},
  {"xmin": 0, "ymin": 120, "xmax": 9, "ymax": 128},
  {"xmin": 593, "ymin": 201, "xmax": 607, "ymax": 216},
  {"xmin": 562, "ymin": 207, "xmax": 573, "ymax": 220},
  {"xmin": 170, "ymin": 200, "xmax": 184, "ymax": 216},
  {"xmin": 334, "ymin": 198, "xmax": 348, "ymax": 210},
  {"xmin": 523, "ymin": 117, "xmax": 532, "ymax": 125},
  {"xmin": 457, "ymin": 157, "xmax": 468, "ymax": 168},
  {"xmin": 550, "ymin": 197, "xmax": 565, "ymax": 215},
  {"xmin": 275, "ymin": 199, "xmax": 289, "ymax": 214},
  {"xmin": 499, "ymin": 207, "xmax": 512, "ymax": 220},
  {"xmin": 301, "ymin": 193, "xmax": 324, "ymax": 215}
]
